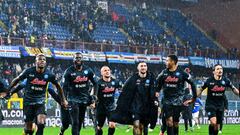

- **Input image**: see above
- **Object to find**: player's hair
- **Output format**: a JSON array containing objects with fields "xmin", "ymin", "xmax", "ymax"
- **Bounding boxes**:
[
  {"xmin": 167, "ymin": 54, "xmax": 178, "ymax": 64},
  {"xmin": 35, "ymin": 53, "xmax": 45, "ymax": 60},
  {"xmin": 101, "ymin": 66, "xmax": 110, "ymax": 72},
  {"xmin": 212, "ymin": 64, "xmax": 222, "ymax": 71},
  {"xmin": 73, "ymin": 52, "xmax": 83, "ymax": 58},
  {"xmin": 136, "ymin": 61, "xmax": 147, "ymax": 66}
]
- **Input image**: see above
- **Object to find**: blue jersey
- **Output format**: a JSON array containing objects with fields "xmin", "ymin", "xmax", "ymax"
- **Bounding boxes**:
[
  {"xmin": 62, "ymin": 65, "xmax": 97, "ymax": 104},
  {"xmin": 20, "ymin": 79, "xmax": 60, "ymax": 104},
  {"xmin": 18, "ymin": 67, "xmax": 58, "ymax": 105},
  {"xmin": 192, "ymin": 98, "xmax": 203, "ymax": 113}
]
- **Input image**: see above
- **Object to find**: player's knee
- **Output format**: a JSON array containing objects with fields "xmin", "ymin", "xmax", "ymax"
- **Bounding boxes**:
[
  {"xmin": 166, "ymin": 119, "xmax": 173, "ymax": 127},
  {"xmin": 210, "ymin": 120, "xmax": 217, "ymax": 125},
  {"xmin": 133, "ymin": 120, "xmax": 140, "ymax": 129},
  {"xmin": 109, "ymin": 122, "xmax": 115, "ymax": 128},
  {"xmin": 97, "ymin": 126, "xmax": 102, "ymax": 130},
  {"xmin": 173, "ymin": 122, "xmax": 179, "ymax": 127},
  {"xmin": 25, "ymin": 122, "xmax": 33, "ymax": 130}
]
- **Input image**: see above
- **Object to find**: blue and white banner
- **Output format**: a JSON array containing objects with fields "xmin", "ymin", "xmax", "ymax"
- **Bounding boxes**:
[
  {"xmin": 205, "ymin": 58, "xmax": 240, "ymax": 69},
  {"xmin": 134, "ymin": 54, "xmax": 148, "ymax": 62},
  {"xmin": 147, "ymin": 55, "xmax": 162, "ymax": 64},
  {"xmin": 88, "ymin": 51, "xmax": 106, "ymax": 62},
  {"xmin": 120, "ymin": 53, "xmax": 135, "ymax": 64},
  {"xmin": 106, "ymin": 52, "xmax": 135, "ymax": 64},
  {"xmin": 189, "ymin": 57, "xmax": 205, "ymax": 66},
  {"xmin": 105, "ymin": 52, "xmax": 121, "ymax": 63},
  {"xmin": 0, "ymin": 46, "xmax": 21, "ymax": 58}
]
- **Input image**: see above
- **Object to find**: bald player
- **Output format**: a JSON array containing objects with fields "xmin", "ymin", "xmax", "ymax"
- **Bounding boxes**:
[{"xmin": 96, "ymin": 66, "xmax": 122, "ymax": 135}]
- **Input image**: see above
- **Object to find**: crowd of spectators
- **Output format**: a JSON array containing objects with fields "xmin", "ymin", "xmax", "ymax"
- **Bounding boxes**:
[{"xmin": 0, "ymin": 0, "xmax": 239, "ymax": 59}]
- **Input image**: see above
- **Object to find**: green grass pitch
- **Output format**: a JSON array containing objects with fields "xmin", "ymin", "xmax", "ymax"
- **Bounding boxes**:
[{"xmin": 0, "ymin": 125, "xmax": 239, "ymax": 135}]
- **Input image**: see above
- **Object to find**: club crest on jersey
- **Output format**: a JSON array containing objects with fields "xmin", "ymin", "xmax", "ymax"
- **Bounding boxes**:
[
  {"xmin": 84, "ymin": 70, "xmax": 89, "ymax": 75},
  {"xmin": 44, "ymin": 74, "xmax": 48, "ymax": 79},
  {"xmin": 176, "ymin": 72, "xmax": 180, "ymax": 76},
  {"xmin": 146, "ymin": 79, "xmax": 150, "ymax": 84},
  {"xmin": 111, "ymin": 81, "xmax": 115, "ymax": 85},
  {"xmin": 221, "ymin": 81, "xmax": 225, "ymax": 85}
]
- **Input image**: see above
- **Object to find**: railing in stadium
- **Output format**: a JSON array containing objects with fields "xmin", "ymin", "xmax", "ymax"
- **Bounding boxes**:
[{"xmin": 0, "ymin": 37, "xmax": 230, "ymax": 58}]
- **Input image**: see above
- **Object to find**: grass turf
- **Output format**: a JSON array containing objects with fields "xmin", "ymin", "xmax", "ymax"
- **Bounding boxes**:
[{"xmin": 0, "ymin": 125, "xmax": 239, "ymax": 135}]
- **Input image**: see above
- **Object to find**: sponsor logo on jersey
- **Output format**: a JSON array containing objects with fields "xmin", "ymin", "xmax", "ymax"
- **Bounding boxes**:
[
  {"xmin": 102, "ymin": 87, "xmax": 115, "ymax": 93},
  {"xmin": 165, "ymin": 76, "xmax": 179, "ymax": 83},
  {"xmin": 73, "ymin": 76, "xmax": 88, "ymax": 83},
  {"xmin": 211, "ymin": 85, "xmax": 225, "ymax": 92},
  {"xmin": 30, "ymin": 78, "xmax": 47, "ymax": 85}
]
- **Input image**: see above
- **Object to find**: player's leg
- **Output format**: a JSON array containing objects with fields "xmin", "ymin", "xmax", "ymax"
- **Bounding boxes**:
[
  {"xmin": 216, "ymin": 110, "xmax": 224, "ymax": 135},
  {"xmin": 160, "ymin": 111, "xmax": 167, "ymax": 135},
  {"xmin": 59, "ymin": 107, "xmax": 70, "ymax": 135},
  {"xmin": 70, "ymin": 102, "xmax": 80, "ymax": 135},
  {"xmin": 23, "ymin": 105, "xmax": 34, "ymax": 135},
  {"xmin": 36, "ymin": 104, "xmax": 47, "ymax": 135},
  {"xmin": 164, "ymin": 105, "xmax": 174, "ymax": 135},
  {"xmin": 36, "ymin": 114, "xmax": 46, "ymax": 135},
  {"xmin": 184, "ymin": 118, "xmax": 188, "ymax": 131},
  {"xmin": 133, "ymin": 120, "xmax": 141, "ymax": 135},
  {"xmin": 78, "ymin": 104, "xmax": 87, "ymax": 134},
  {"xmin": 108, "ymin": 121, "xmax": 116, "ymax": 135},
  {"xmin": 108, "ymin": 111, "xmax": 117, "ymax": 135},
  {"xmin": 172, "ymin": 106, "xmax": 182, "ymax": 135},
  {"xmin": 206, "ymin": 108, "xmax": 218, "ymax": 135},
  {"xmin": 96, "ymin": 112, "xmax": 106, "ymax": 135},
  {"xmin": 143, "ymin": 123, "xmax": 148, "ymax": 135}
]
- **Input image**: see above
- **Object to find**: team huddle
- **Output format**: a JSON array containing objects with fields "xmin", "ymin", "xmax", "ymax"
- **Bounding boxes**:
[{"xmin": 0, "ymin": 53, "xmax": 239, "ymax": 135}]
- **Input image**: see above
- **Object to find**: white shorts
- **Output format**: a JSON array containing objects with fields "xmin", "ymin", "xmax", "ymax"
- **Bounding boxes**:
[{"xmin": 192, "ymin": 111, "xmax": 199, "ymax": 119}]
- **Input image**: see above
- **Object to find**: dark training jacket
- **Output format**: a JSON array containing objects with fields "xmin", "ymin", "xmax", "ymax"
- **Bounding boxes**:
[{"xmin": 111, "ymin": 72, "xmax": 158, "ymax": 128}]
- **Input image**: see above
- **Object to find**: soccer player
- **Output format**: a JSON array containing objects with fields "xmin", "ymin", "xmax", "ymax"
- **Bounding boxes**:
[
  {"xmin": 112, "ymin": 62, "xmax": 158, "ymax": 135},
  {"xmin": 6, "ymin": 53, "xmax": 68, "ymax": 135},
  {"xmin": 197, "ymin": 64, "xmax": 239, "ymax": 135},
  {"xmin": 182, "ymin": 90, "xmax": 193, "ymax": 132},
  {"xmin": 219, "ymin": 95, "xmax": 228, "ymax": 134},
  {"xmin": 192, "ymin": 97, "xmax": 203, "ymax": 129},
  {"xmin": 95, "ymin": 66, "xmax": 122, "ymax": 135},
  {"xmin": 62, "ymin": 52, "xmax": 98, "ymax": 135},
  {"xmin": 156, "ymin": 54, "xmax": 197, "ymax": 135}
]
